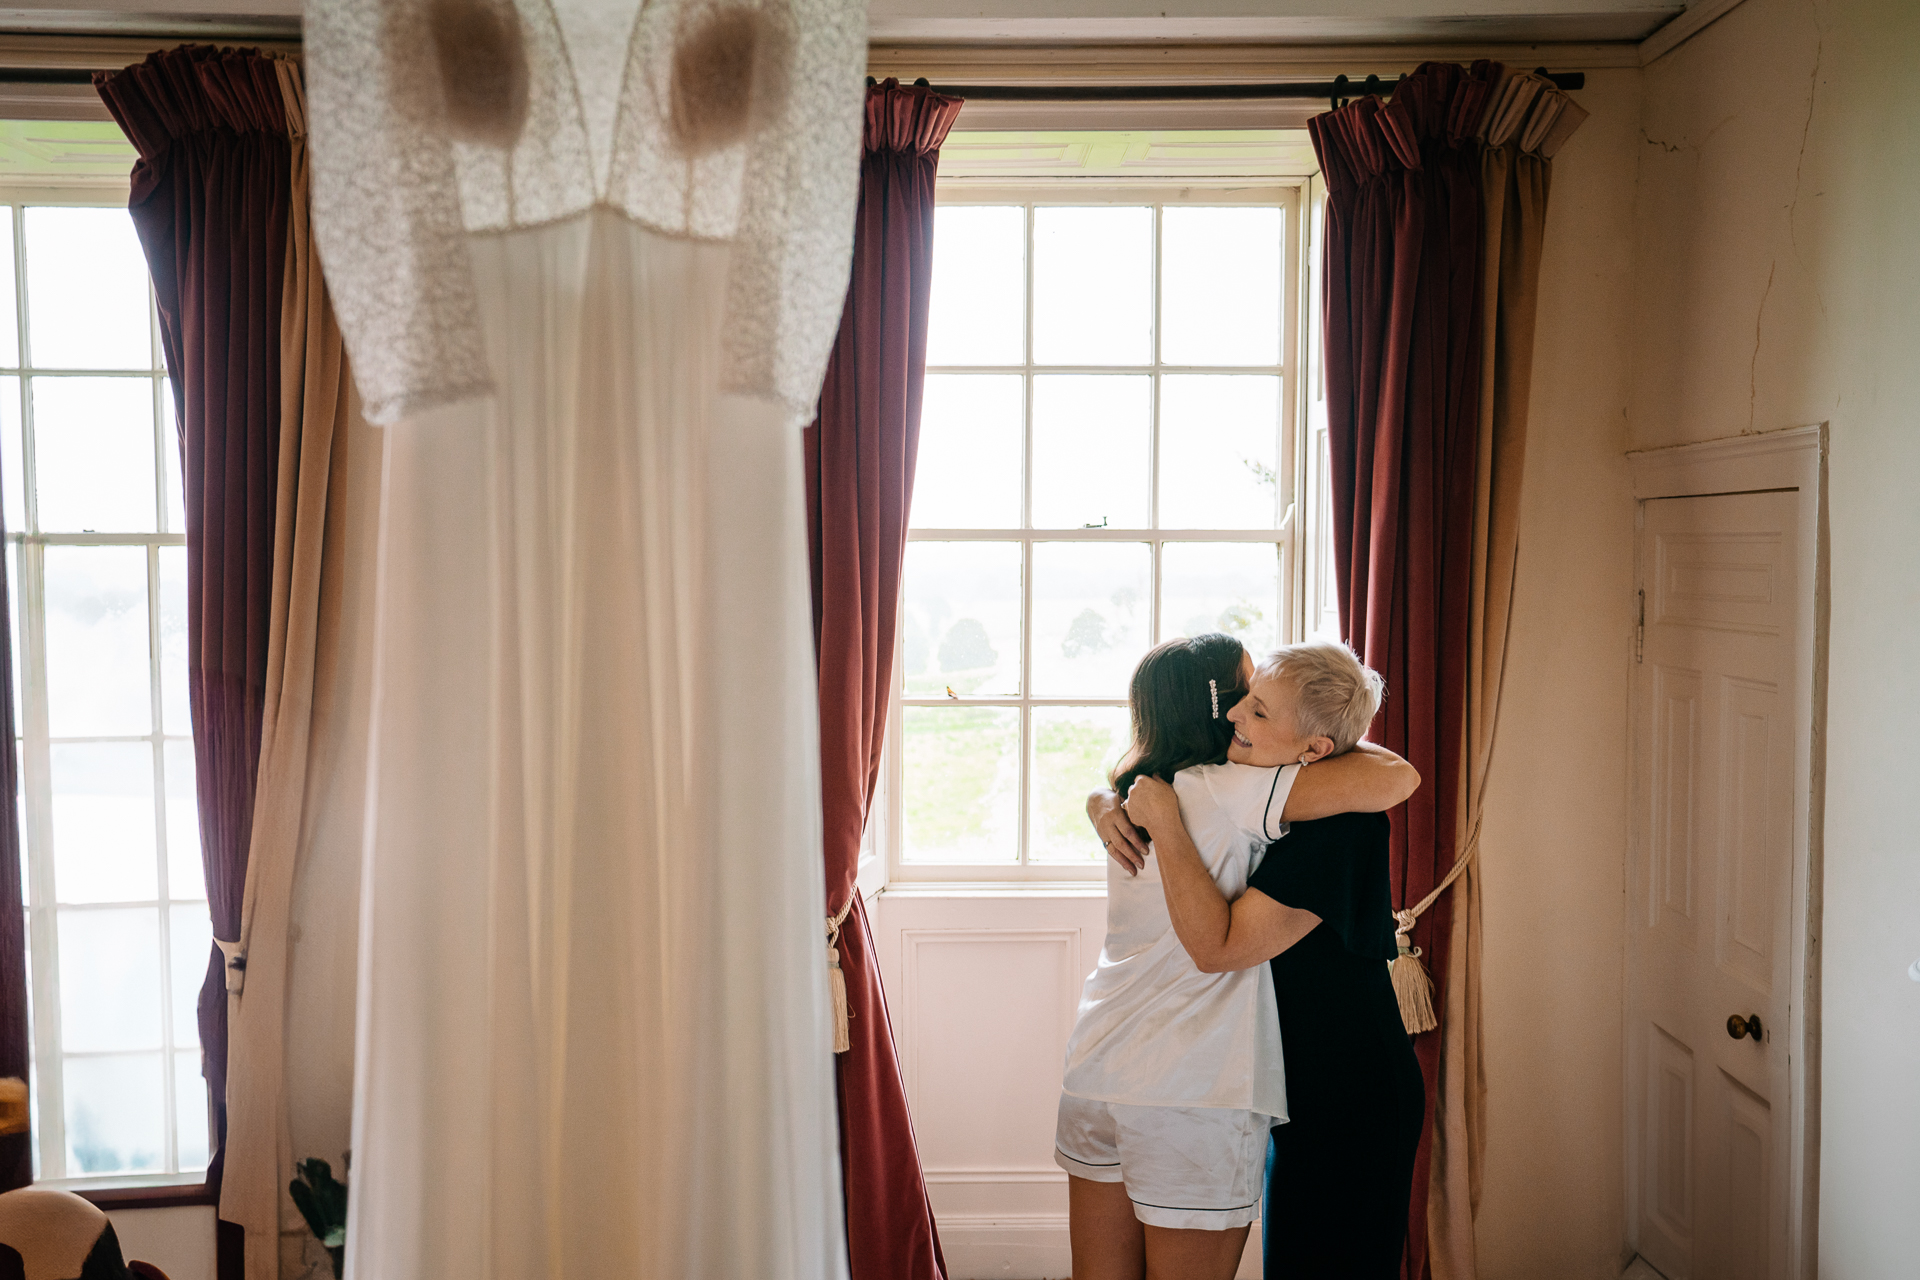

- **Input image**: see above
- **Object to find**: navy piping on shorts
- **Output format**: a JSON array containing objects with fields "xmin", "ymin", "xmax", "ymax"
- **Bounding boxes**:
[
  {"xmin": 1128, "ymin": 1197, "xmax": 1261, "ymax": 1213},
  {"xmin": 1055, "ymin": 1147, "xmax": 1120, "ymax": 1167}
]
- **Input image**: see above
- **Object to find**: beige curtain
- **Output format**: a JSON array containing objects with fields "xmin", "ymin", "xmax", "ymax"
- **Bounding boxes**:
[
  {"xmin": 219, "ymin": 57, "xmax": 356, "ymax": 1280},
  {"xmin": 1428, "ymin": 69, "xmax": 1587, "ymax": 1280}
]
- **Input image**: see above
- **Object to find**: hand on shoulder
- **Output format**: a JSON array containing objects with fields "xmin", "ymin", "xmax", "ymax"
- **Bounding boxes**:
[{"xmin": 1122, "ymin": 774, "xmax": 1180, "ymax": 835}]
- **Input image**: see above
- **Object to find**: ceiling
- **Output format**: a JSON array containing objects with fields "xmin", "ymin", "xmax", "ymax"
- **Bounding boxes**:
[{"xmin": 0, "ymin": 0, "xmax": 1688, "ymax": 45}]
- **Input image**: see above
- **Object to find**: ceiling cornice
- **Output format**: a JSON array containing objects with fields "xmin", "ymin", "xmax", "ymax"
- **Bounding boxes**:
[{"xmin": 1637, "ymin": 0, "xmax": 1749, "ymax": 64}]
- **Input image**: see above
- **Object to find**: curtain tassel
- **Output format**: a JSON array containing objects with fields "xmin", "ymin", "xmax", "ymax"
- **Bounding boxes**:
[
  {"xmin": 0, "ymin": 1077, "xmax": 25, "ymax": 1135},
  {"xmin": 826, "ymin": 896, "xmax": 856, "ymax": 1054},
  {"xmin": 827, "ymin": 943, "xmax": 851, "ymax": 1054},
  {"xmin": 1391, "ymin": 909, "xmax": 1438, "ymax": 1035}
]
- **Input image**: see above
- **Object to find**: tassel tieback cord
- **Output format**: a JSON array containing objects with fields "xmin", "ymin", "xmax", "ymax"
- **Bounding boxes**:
[
  {"xmin": 1387, "ymin": 816, "xmax": 1485, "ymax": 1036},
  {"xmin": 826, "ymin": 895, "xmax": 857, "ymax": 1054}
]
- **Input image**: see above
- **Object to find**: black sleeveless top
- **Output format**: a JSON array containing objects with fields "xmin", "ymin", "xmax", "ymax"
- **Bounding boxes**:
[
  {"xmin": 1248, "ymin": 810, "xmax": 1425, "ymax": 1276},
  {"xmin": 1246, "ymin": 810, "xmax": 1416, "ymax": 1118}
]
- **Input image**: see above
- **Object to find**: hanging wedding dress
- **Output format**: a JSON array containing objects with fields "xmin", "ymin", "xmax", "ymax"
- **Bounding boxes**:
[{"xmin": 304, "ymin": 1, "xmax": 863, "ymax": 1276}]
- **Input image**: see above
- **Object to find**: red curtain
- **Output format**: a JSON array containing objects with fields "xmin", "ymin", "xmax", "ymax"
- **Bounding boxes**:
[
  {"xmin": 96, "ymin": 46, "xmax": 290, "ymax": 1196},
  {"xmin": 805, "ymin": 78, "xmax": 962, "ymax": 1280},
  {"xmin": 1310, "ymin": 61, "xmax": 1495, "ymax": 1280}
]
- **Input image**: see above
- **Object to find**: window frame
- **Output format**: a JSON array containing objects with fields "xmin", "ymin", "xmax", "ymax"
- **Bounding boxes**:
[
  {"xmin": 2, "ymin": 190, "xmax": 208, "ymax": 1188},
  {"xmin": 881, "ymin": 178, "xmax": 1317, "ymax": 886}
]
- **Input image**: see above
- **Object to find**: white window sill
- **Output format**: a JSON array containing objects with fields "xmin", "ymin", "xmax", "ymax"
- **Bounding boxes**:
[
  {"xmin": 877, "ymin": 881, "xmax": 1107, "ymax": 899},
  {"xmin": 44, "ymin": 1172, "xmax": 209, "ymax": 1194}
]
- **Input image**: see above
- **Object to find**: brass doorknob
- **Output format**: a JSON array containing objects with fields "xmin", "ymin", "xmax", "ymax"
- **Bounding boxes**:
[{"xmin": 1726, "ymin": 1013, "xmax": 1763, "ymax": 1041}]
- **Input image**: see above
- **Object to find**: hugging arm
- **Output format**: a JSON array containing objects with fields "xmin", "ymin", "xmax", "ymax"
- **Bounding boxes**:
[
  {"xmin": 1086, "ymin": 742, "xmax": 1419, "ymax": 875},
  {"xmin": 1121, "ymin": 776, "xmax": 1318, "ymax": 973},
  {"xmin": 1281, "ymin": 741, "xmax": 1419, "ymax": 819}
]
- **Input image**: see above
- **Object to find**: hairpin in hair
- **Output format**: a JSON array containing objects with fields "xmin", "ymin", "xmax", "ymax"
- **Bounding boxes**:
[{"xmin": 1209, "ymin": 679, "xmax": 1219, "ymax": 719}]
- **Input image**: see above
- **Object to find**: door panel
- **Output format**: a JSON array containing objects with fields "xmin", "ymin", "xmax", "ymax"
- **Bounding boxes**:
[
  {"xmin": 1717, "ymin": 678, "xmax": 1782, "ymax": 991},
  {"xmin": 1646, "ymin": 1023, "xmax": 1696, "ymax": 1271},
  {"xmin": 1632, "ymin": 491, "xmax": 1802, "ymax": 1280},
  {"xmin": 1718, "ymin": 1070, "xmax": 1771, "ymax": 1280},
  {"xmin": 1651, "ymin": 665, "xmax": 1702, "ymax": 938}
]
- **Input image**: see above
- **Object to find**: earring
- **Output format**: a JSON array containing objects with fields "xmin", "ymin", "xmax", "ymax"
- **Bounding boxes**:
[{"xmin": 1298, "ymin": 753, "xmax": 1312, "ymax": 767}]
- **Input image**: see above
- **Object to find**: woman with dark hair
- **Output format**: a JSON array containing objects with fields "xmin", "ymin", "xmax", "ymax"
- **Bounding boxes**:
[
  {"xmin": 1059, "ymin": 635, "xmax": 1416, "ymax": 1280},
  {"xmin": 1098, "ymin": 641, "xmax": 1425, "ymax": 1279}
]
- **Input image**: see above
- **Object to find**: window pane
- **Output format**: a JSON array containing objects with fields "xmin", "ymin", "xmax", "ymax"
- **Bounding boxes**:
[
  {"xmin": 31, "ymin": 377, "xmax": 157, "ymax": 533},
  {"xmin": 58, "ymin": 905, "xmax": 161, "ymax": 1050},
  {"xmin": 164, "ymin": 739, "xmax": 203, "ymax": 900},
  {"xmin": 24, "ymin": 207, "xmax": 152, "ymax": 371},
  {"xmin": 0, "ymin": 375, "xmax": 20, "ymax": 533},
  {"xmin": 1031, "ymin": 542, "xmax": 1150, "ymax": 697},
  {"xmin": 1161, "ymin": 207, "xmax": 1283, "ymax": 366},
  {"xmin": 52, "ymin": 742, "xmax": 158, "ymax": 904},
  {"xmin": 903, "ymin": 542, "xmax": 1021, "ymax": 698},
  {"xmin": 0, "ymin": 207, "xmax": 16, "ymax": 367},
  {"xmin": 13, "ymin": 744, "xmax": 22, "ymax": 907},
  {"xmin": 1030, "ymin": 705, "xmax": 1131, "ymax": 863},
  {"xmin": 912, "ymin": 375, "xmax": 1022, "ymax": 529},
  {"xmin": 1161, "ymin": 541, "xmax": 1283, "ymax": 657},
  {"xmin": 161, "ymin": 378, "xmax": 184, "ymax": 534},
  {"xmin": 175, "ymin": 1050, "xmax": 209, "ymax": 1171},
  {"xmin": 65, "ymin": 1052, "xmax": 165, "ymax": 1175},
  {"xmin": 1032, "ymin": 207, "xmax": 1152, "ymax": 365},
  {"xmin": 1158, "ymin": 375, "xmax": 1282, "ymax": 529},
  {"xmin": 928, "ymin": 206, "xmax": 1024, "ymax": 365},
  {"xmin": 169, "ymin": 901, "xmax": 209, "ymax": 1049},
  {"xmin": 6, "ymin": 550, "xmax": 18, "ymax": 738},
  {"xmin": 44, "ymin": 545, "xmax": 151, "ymax": 737},
  {"xmin": 159, "ymin": 545, "xmax": 188, "ymax": 733},
  {"xmin": 23, "ymin": 959, "xmax": 34, "ymax": 1179},
  {"xmin": 1031, "ymin": 374, "xmax": 1149, "ymax": 529},
  {"xmin": 900, "ymin": 705, "xmax": 1019, "ymax": 864}
]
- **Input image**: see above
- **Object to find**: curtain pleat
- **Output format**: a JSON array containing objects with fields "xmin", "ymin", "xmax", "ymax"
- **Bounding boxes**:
[
  {"xmin": 95, "ymin": 44, "xmax": 291, "ymax": 1200},
  {"xmin": 1427, "ymin": 66, "xmax": 1585, "ymax": 1280},
  {"xmin": 805, "ymin": 78, "xmax": 962, "ymax": 1280},
  {"xmin": 1310, "ymin": 60, "xmax": 1495, "ymax": 1280},
  {"xmin": 218, "ymin": 59, "xmax": 354, "ymax": 1280}
]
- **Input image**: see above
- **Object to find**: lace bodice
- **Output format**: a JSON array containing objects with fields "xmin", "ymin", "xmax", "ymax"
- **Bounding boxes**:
[{"xmin": 306, "ymin": 0, "xmax": 866, "ymax": 425}]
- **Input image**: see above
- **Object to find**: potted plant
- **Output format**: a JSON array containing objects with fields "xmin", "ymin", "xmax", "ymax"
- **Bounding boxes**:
[{"xmin": 289, "ymin": 1157, "xmax": 348, "ymax": 1279}]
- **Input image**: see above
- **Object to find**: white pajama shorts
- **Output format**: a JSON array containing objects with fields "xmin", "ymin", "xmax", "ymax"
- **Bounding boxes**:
[{"xmin": 1053, "ymin": 1092, "xmax": 1273, "ymax": 1231}]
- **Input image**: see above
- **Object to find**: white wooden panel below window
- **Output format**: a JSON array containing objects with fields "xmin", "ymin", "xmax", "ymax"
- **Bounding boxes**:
[{"xmin": 105, "ymin": 1206, "xmax": 215, "ymax": 1280}]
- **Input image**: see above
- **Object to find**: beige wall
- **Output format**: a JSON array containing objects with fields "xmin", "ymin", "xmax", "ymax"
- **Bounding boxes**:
[
  {"xmin": 1469, "ymin": 66, "xmax": 1640, "ymax": 1280},
  {"xmin": 1630, "ymin": 0, "xmax": 1920, "ymax": 1274}
]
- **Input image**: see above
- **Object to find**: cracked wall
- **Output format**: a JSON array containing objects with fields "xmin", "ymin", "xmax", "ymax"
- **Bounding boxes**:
[{"xmin": 1630, "ymin": 0, "xmax": 1920, "ymax": 1273}]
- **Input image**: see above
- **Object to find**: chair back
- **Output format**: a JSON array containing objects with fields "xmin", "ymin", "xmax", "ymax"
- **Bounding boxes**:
[{"xmin": 0, "ymin": 1187, "xmax": 129, "ymax": 1280}]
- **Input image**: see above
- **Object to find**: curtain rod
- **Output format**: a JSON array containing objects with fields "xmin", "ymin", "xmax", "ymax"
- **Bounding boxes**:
[
  {"xmin": 885, "ymin": 70, "xmax": 1584, "ymax": 109},
  {"xmin": 0, "ymin": 69, "xmax": 101, "ymax": 83},
  {"xmin": 8, "ymin": 66, "xmax": 1589, "ymax": 97}
]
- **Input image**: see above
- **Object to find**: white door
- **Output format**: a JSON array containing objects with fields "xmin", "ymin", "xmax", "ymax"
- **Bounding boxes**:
[{"xmin": 1629, "ymin": 489, "xmax": 1810, "ymax": 1280}]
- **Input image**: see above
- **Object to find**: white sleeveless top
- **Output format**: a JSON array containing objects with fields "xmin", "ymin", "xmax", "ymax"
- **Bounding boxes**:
[{"xmin": 1062, "ymin": 762, "xmax": 1300, "ymax": 1118}]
